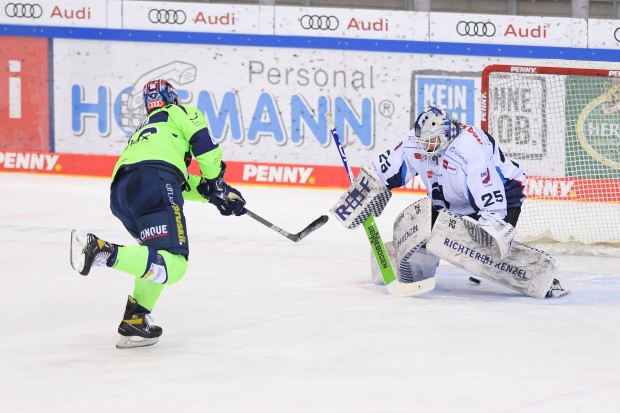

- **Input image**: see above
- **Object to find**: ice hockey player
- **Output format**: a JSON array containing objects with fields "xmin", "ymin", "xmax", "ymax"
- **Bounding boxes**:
[
  {"xmin": 330, "ymin": 105, "xmax": 567, "ymax": 298},
  {"xmin": 70, "ymin": 79, "xmax": 247, "ymax": 348}
]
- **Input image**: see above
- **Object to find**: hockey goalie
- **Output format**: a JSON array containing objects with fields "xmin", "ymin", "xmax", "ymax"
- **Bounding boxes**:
[{"xmin": 330, "ymin": 106, "xmax": 568, "ymax": 299}]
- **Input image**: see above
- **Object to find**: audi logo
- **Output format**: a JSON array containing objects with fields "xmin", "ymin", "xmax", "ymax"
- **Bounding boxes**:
[
  {"xmin": 300, "ymin": 15, "xmax": 339, "ymax": 31},
  {"xmin": 5, "ymin": 2, "xmax": 43, "ymax": 19},
  {"xmin": 456, "ymin": 21, "xmax": 496, "ymax": 37},
  {"xmin": 615, "ymin": 27, "xmax": 620, "ymax": 43},
  {"xmin": 148, "ymin": 9, "xmax": 186, "ymax": 25}
]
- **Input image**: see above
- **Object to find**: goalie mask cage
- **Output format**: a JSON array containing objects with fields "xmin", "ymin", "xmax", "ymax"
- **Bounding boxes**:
[{"xmin": 481, "ymin": 65, "xmax": 620, "ymax": 248}]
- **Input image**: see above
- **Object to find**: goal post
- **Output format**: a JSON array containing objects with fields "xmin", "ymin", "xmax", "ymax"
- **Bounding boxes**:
[{"xmin": 481, "ymin": 64, "xmax": 620, "ymax": 249}]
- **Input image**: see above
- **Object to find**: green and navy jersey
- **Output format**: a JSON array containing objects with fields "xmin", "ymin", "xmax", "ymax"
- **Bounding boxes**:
[{"xmin": 112, "ymin": 104, "xmax": 222, "ymax": 193}]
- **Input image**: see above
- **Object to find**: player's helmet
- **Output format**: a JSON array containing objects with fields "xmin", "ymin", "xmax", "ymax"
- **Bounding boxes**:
[
  {"xmin": 143, "ymin": 79, "xmax": 179, "ymax": 113},
  {"xmin": 414, "ymin": 106, "xmax": 459, "ymax": 154}
]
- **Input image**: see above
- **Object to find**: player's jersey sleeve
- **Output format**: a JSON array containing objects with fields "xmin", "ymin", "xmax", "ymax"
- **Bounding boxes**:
[
  {"xmin": 182, "ymin": 174, "xmax": 209, "ymax": 203},
  {"xmin": 371, "ymin": 133, "xmax": 419, "ymax": 189},
  {"xmin": 177, "ymin": 105, "xmax": 222, "ymax": 180}
]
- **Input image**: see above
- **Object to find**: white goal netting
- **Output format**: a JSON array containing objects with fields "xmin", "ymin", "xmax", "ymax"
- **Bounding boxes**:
[{"xmin": 482, "ymin": 65, "xmax": 620, "ymax": 254}]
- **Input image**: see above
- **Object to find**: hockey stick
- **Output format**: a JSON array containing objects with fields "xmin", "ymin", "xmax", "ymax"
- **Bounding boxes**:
[
  {"xmin": 325, "ymin": 112, "xmax": 435, "ymax": 296},
  {"xmin": 245, "ymin": 208, "xmax": 328, "ymax": 243}
]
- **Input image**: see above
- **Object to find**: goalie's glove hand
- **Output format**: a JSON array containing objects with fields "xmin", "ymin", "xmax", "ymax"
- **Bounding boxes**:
[{"xmin": 197, "ymin": 162, "xmax": 247, "ymax": 216}]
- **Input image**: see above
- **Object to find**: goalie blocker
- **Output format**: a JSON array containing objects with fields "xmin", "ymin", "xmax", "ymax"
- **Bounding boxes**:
[
  {"xmin": 330, "ymin": 166, "xmax": 392, "ymax": 230},
  {"xmin": 426, "ymin": 210, "xmax": 564, "ymax": 298}
]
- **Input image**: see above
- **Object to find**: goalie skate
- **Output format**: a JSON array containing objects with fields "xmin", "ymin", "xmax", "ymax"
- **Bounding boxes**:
[{"xmin": 546, "ymin": 279, "xmax": 570, "ymax": 298}]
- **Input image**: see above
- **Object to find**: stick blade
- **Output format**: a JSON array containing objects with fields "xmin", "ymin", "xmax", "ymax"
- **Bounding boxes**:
[
  {"xmin": 386, "ymin": 277, "xmax": 436, "ymax": 297},
  {"xmin": 294, "ymin": 215, "xmax": 329, "ymax": 242}
]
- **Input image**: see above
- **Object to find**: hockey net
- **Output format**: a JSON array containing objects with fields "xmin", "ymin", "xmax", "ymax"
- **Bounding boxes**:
[{"xmin": 481, "ymin": 65, "xmax": 620, "ymax": 255}]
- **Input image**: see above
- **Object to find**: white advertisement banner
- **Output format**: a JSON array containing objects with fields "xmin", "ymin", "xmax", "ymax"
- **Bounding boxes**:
[
  {"xmin": 51, "ymin": 38, "xmax": 513, "ymax": 168},
  {"xmin": 273, "ymin": 7, "xmax": 428, "ymax": 41},
  {"xmin": 588, "ymin": 19, "xmax": 620, "ymax": 49},
  {"xmin": 430, "ymin": 13, "xmax": 587, "ymax": 47},
  {"xmin": 53, "ymin": 39, "xmax": 414, "ymax": 165},
  {"xmin": 0, "ymin": 0, "xmax": 109, "ymax": 27},
  {"xmin": 115, "ymin": 1, "xmax": 273, "ymax": 34},
  {"xmin": 1, "ymin": 1, "xmax": 615, "ymax": 51},
  {"xmin": 52, "ymin": 38, "xmax": 575, "ymax": 173}
]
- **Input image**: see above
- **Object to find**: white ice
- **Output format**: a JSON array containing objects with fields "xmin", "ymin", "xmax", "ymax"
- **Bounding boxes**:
[{"xmin": 1, "ymin": 173, "xmax": 619, "ymax": 413}]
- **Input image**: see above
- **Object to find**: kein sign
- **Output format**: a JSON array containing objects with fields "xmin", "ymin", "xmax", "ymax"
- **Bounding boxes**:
[{"xmin": 415, "ymin": 76, "xmax": 475, "ymax": 124}]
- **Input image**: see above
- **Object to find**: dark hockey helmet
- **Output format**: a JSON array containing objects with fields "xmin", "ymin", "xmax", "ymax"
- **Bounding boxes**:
[{"xmin": 143, "ymin": 79, "xmax": 179, "ymax": 113}]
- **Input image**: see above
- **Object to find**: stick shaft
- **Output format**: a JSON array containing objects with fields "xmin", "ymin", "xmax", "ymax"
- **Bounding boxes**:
[
  {"xmin": 245, "ymin": 208, "xmax": 327, "ymax": 242},
  {"xmin": 325, "ymin": 112, "xmax": 435, "ymax": 296},
  {"xmin": 325, "ymin": 112, "xmax": 397, "ymax": 285}
]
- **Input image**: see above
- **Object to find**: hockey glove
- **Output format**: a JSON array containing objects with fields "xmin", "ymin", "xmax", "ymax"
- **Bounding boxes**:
[{"xmin": 197, "ymin": 163, "xmax": 247, "ymax": 216}]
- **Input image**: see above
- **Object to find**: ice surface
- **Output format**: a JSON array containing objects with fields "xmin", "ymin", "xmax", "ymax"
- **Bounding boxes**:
[{"xmin": 1, "ymin": 173, "xmax": 619, "ymax": 412}]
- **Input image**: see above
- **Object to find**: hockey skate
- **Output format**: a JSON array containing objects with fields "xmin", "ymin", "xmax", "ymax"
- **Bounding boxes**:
[
  {"xmin": 70, "ymin": 230, "xmax": 117, "ymax": 276},
  {"xmin": 546, "ymin": 279, "xmax": 570, "ymax": 298},
  {"xmin": 116, "ymin": 296, "xmax": 163, "ymax": 349}
]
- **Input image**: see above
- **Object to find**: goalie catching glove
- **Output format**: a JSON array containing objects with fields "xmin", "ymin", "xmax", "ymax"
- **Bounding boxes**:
[
  {"xmin": 461, "ymin": 214, "xmax": 516, "ymax": 262},
  {"xmin": 197, "ymin": 162, "xmax": 246, "ymax": 216},
  {"xmin": 330, "ymin": 166, "xmax": 392, "ymax": 229}
]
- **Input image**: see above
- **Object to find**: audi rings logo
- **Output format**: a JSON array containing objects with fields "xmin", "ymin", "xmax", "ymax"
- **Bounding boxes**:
[
  {"xmin": 5, "ymin": 3, "xmax": 43, "ymax": 19},
  {"xmin": 456, "ymin": 21, "xmax": 496, "ymax": 37},
  {"xmin": 148, "ymin": 9, "xmax": 186, "ymax": 25},
  {"xmin": 614, "ymin": 27, "xmax": 620, "ymax": 43},
  {"xmin": 300, "ymin": 15, "xmax": 339, "ymax": 31}
]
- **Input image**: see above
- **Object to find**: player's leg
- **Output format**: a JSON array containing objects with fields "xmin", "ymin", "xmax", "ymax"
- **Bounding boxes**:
[
  {"xmin": 116, "ymin": 168, "xmax": 192, "ymax": 347},
  {"xmin": 427, "ymin": 210, "xmax": 565, "ymax": 298},
  {"xmin": 505, "ymin": 207, "xmax": 521, "ymax": 227},
  {"xmin": 371, "ymin": 198, "xmax": 438, "ymax": 284},
  {"xmin": 113, "ymin": 167, "xmax": 192, "ymax": 346}
]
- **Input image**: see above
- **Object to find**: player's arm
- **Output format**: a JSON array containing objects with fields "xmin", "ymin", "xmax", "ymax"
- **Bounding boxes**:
[
  {"xmin": 176, "ymin": 106, "xmax": 223, "ymax": 179},
  {"xmin": 370, "ymin": 138, "xmax": 418, "ymax": 189},
  {"xmin": 175, "ymin": 106, "xmax": 245, "ymax": 215}
]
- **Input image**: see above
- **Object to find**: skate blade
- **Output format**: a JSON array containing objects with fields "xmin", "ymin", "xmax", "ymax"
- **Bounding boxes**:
[
  {"xmin": 116, "ymin": 335, "xmax": 159, "ymax": 349},
  {"xmin": 70, "ymin": 229, "xmax": 87, "ymax": 274}
]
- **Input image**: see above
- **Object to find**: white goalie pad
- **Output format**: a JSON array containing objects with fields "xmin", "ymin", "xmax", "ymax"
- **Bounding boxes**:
[
  {"xmin": 370, "ymin": 198, "xmax": 437, "ymax": 283},
  {"xmin": 462, "ymin": 215, "xmax": 516, "ymax": 262},
  {"xmin": 371, "ymin": 241, "xmax": 397, "ymax": 285},
  {"xmin": 330, "ymin": 167, "xmax": 392, "ymax": 229},
  {"xmin": 426, "ymin": 210, "xmax": 557, "ymax": 298}
]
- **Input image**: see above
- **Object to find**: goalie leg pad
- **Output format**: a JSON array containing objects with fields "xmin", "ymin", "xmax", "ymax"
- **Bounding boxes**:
[
  {"xmin": 393, "ymin": 198, "xmax": 435, "ymax": 282},
  {"xmin": 370, "ymin": 243, "xmax": 439, "ymax": 284},
  {"xmin": 330, "ymin": 166, "xmax": 392, "ymax": 229},
  {"xmin": 370, "ymin": 198, "xmax": 436, "ymax": 284},
  {"xmin": 427, "ymin": 211, "xmax": 557, "ymax": 298},
  {"xmin": 462, "ymin": 215, "xmax": 515, "ymax": 262},
  {"xmin": 398, "ymin": 246, "xmax": 440, "ymax": 283},
  {"xmin": 371, "ymin": 241, "xmax": 397, "ymax": 285}
]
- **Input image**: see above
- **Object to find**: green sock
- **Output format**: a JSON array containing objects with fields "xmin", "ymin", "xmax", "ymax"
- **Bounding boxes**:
[{"xmin": 112, "ymin": 245, "xmax": 149, "ymax": 277}]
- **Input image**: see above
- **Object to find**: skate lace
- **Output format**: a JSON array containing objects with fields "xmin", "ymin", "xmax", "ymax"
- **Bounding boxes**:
[
  {"xmin": 144, "ymin": 314, "xmax": 156, "ymax": 331},
  {"xmin": 93, "ymin": 251, "xmax": 111, "ymax": 267}
]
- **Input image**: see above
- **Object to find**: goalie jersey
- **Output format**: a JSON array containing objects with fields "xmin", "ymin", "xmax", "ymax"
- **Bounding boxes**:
[{"xmin": 371, "ymin": 124, "xmax": 526, "ymax": 221}]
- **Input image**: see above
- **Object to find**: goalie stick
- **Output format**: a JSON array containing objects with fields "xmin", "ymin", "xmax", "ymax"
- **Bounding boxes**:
[
  {"xmin": 325, "ymin": 112, "xmax": 435, "ymax": 297},
  {"xmin": 245, "ymin": 208, "xmax": 328, "ymax": 243}
]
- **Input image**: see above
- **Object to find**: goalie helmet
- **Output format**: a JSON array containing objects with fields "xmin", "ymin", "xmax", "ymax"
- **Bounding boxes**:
[
  {"xmin": 414, "ymin": 106, "xmax": 459, "ymax": 154},
  {"xmin": 143, "ymin": 79, "xmax": 179, "ymax": 114}
]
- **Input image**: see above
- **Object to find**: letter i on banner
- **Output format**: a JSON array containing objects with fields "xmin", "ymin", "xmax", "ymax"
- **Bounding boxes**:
[{"xmin": 9, "ymin": 60, "xmax": 21, "ymax": 119}]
